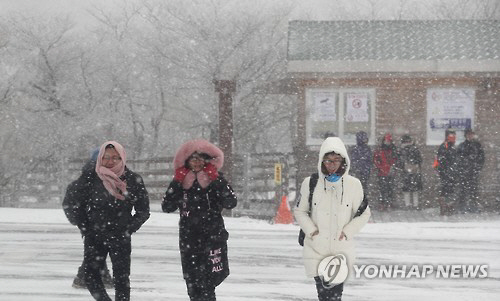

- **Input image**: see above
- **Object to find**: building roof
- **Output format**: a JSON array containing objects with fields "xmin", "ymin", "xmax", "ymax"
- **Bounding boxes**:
[{"xmin": 287, "ymin": 20, "xmax": 500, "ymax": 73}]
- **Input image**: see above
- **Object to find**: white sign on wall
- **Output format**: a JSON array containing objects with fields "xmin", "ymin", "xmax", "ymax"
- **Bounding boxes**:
[
  {"xmin": 345, "ymin": 92, "xmax": 369, "ymax": 122},
  {"xmin": 426, "ymin": 88, "xmax": 475, "ymax": 145},
  {"xmin": 312, "ymin": 91, "xmax": 336, "ymax": 122}
]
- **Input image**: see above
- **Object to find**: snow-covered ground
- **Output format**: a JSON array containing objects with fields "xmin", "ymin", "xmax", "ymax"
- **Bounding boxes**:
[{"xmin": 0, "ymin": 207, "xmax": 499, "ymax": 301}]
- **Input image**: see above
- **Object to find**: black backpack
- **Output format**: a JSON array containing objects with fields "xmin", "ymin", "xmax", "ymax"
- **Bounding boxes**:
[
  {"xmin": 297, "ymin": 173, "xmax": 369, "ymax": 246},
  {"xmin": 298, "ymin": 173, "xmax": 319, "ymax": 246}
]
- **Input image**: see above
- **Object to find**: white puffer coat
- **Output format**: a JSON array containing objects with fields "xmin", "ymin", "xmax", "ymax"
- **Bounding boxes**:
[{"xmin": 294, "ymin": 137, "xmax": 371, "ymax": 278}]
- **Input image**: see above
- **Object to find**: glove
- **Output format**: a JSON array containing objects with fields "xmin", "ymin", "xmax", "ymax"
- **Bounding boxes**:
[
  {"xmin": 174, "ymin": 167, "xmax": 190, "ymax": 183},
  {"xmin": 203, "ymin": 163, "xmax": 218, "ymax": 181}
]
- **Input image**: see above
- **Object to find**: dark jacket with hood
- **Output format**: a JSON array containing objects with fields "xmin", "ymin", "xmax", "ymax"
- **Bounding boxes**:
[
  {"xmin": 162, "ymin": 139, "xmax": 237, "ymax": 287},
  {"xmin": 63, "ymin": 161, "xmax": 150, "ymax": 236},
  {"xmin": 349, "ymin": 131, "xmax": 372, "ymax": 184}
]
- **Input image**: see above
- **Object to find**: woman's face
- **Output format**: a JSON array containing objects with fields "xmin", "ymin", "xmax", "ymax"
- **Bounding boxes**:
[
  {"xmin": 188, "ymin": 155, "xmax": 206, "ymax": 172},
  {"xmin": 102, "ymin": 148, "xmax": 122, "ymax": 169},
  {"xmin": 322, "ymin": 153, "xmax": 343, "ymax": 175}
]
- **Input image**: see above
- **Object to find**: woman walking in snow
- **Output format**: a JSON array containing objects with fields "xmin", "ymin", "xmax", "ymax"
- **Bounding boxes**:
[
  {"xmin": 64, "ymin": 141, "xmax": 150, "ymax": 301},
  {"xmin": 294, "ymin": 137, "xmax": 371, "ymax": 301},
  {"xmin": 162, "ymin": 139, "xmax": 237, "ymax": 301}
]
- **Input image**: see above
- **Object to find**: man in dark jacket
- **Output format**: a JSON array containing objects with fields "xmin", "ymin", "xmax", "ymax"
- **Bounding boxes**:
[
  {"xmin": 349, "ymin": 131, "xmax": 372, "ymax": 194},
  {"xmin": 457, "ymin": 128, "xmax": 485, "ymax": 213},
  {"xmin": 436, "ymin": 129, "xmax": 460, "ymax": 215}
]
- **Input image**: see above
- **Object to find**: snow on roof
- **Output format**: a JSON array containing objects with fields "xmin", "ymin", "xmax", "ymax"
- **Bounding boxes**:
[{"xmin": 288, "ymin": 20, "xmax": 500, "ymax": 61}]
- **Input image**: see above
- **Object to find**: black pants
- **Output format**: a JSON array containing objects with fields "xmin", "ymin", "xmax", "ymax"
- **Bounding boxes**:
[
  {"xmin": 377, "ymin": 176, "xmax": 395, "ymax": 209},
  {"xmin": 182, "ymin": 251, "xmax": 216, "ymax": 301},
  {"xmin": 314, "ymin": 276, "xmax": 344, "ymax": 301},
  {"xmin": 458, "ymin": 177, "xmax": 481, "ymax": 213},
  {"xmin": 84, "ymin": 233, "xmax": 131, "ymax": 301}
]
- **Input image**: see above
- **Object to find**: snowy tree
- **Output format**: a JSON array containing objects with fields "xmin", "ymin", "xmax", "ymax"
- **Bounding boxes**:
[{"xmin": 137, "ymin": 0, "xmax": 297, "ymax": 154}]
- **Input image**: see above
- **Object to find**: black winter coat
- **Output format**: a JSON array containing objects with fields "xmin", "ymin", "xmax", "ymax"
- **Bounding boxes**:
[
  {"xmin": 63, "ymin": 162, "xmax": 150, "ymax": 236},
  {"xmin": 162, "ymin": 175, "xmax": 237, "ymax": 286},
  {"xmin": 458, "ymin": 139, "xmax": 485, "ymax": 180},
  {"xmin": 436, "ymin": 142, "xmax": 460, "ymax": 195},
  {"xmin": 162, "ymin": 175, "xmax": 237, "ymax": 251},
  {"xmin": 397, "ymin": 144, "xmax": 423, "ymax": 192}
]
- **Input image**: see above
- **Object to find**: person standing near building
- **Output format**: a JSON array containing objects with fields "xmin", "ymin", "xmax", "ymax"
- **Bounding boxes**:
[
  {"xmin": 457, "ymin": 128, "xmax": 485, "ymax": 213},
  {"xmin": 162, "ymin": 139, "xmax": 237, "ymax": 301},
  {"xmin": 294, "ymin": 137, "xmax": 371, "ymax": 301},
  {"xmin": 436, "ymin": 129, "xmax": 460, "ymax": 215},
  {"xmin": 397, "ymin": 135, "xmax": 423, "ymax": 209},
  {"xmin": 64, "ymin": 141, "xmax": 150, "ymax": 301},
  {"xmin": 349, "ymin": 131, "xmax": 372, "ymax": 195},
  {"xmin": 373, "ymin": 133, "xmax": 398, "ymax": 211}
]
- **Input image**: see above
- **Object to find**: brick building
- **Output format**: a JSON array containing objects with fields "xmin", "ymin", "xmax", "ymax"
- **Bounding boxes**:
[{"xmin": 286, "ymin": 20, "xmax": 500, "ymax": 208}]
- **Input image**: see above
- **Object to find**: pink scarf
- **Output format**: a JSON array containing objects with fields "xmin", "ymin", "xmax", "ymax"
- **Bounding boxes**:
[
  {"xmin": 95, "ymin": 141, "xmax": 127, "ymax": 200},
  {"xmin": 182, "ymin": 170, "xmax": 212, "ymax": 190}
]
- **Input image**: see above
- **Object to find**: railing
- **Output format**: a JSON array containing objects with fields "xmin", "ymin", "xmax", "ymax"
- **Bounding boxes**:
[{"xmin": 4, "ymin": 153, "xmax": 296, "ymax": 220}]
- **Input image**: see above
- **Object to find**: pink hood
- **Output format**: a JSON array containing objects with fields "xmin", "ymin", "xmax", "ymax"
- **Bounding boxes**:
[{"xmin": 173, "ymin": 139, "xmax": 224, "ymax": 170}]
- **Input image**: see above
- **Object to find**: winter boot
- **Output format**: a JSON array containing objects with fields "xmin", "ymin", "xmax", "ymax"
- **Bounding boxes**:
[
  {"xmin": 101, "ymin": 267, "xmax": 114, "ymax": 289},
  {"xmin": 72, "ymin": 266, "xmax": 86, "ymax": 289}
]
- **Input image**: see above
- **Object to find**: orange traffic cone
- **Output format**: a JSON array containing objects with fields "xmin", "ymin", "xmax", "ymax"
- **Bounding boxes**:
[{"xmin": 274, "ymin": 196, "xmax": 294, "ymax": 224}]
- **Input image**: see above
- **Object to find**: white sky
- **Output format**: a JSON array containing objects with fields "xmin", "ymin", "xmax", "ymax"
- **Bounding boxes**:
[{"xmin": 0, "ymin": 0, "xmax": 478, "ymax": 24}]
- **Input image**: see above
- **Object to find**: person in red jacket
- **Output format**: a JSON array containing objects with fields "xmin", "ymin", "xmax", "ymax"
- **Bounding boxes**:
[{"xmin": 373, "ymin": 133, "xmax": 398, "ymax": 210}]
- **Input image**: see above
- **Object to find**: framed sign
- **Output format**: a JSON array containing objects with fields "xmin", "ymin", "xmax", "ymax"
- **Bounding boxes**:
[
  {"xmin": 306, "ymin": 88, "xmax": 375, "ymax": 146},
  {"xmin": 426, "ymin": 88, "xmax": 475, "ymax": 145}
]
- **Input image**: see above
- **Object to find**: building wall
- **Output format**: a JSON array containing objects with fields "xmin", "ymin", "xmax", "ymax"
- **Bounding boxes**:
[{"xmin": 294, "ymin": 75, "xmax": 500, "ymax": 209}]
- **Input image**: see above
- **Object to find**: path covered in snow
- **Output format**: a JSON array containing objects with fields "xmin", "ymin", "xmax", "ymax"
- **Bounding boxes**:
[{"xmin": 0, "ymin": 208, "xmax": 499, "ymax": 301}]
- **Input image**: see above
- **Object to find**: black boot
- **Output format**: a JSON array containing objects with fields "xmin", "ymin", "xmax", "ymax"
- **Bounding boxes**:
[
  {"xmin": 72, "ymin": 266, "xmax": 86, "ymax": 288},
  {"xmin": 314, "ymin": 276, "xmax": 344, "ymax": 301},
  {"xmin": 101, "ymin": 265, "xmax": 114, "ymax": 289},
  {"xmin": 72, "ymin": 264, "xmax": 113, "ymax": 289}
]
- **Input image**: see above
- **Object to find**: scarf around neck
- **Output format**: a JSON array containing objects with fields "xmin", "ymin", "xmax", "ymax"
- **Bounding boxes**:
[{"xmin": 95, "ymin": 141, "xmax": 127, "ymax": 200}]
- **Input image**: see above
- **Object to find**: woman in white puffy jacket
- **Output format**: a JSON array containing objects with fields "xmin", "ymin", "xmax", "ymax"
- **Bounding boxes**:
[{"xmin": 294, "ymin": 137, "xmax": 371, "ymax": 301}]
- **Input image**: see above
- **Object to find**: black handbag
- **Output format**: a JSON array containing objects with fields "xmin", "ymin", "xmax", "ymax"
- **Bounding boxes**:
[
  {"xmin": 298, "ymin": 173, "xmax": 318, "ymax": 246},
  {"xmin": 207, "ymin": 240, "xmax": 229, "ymax": 287}
]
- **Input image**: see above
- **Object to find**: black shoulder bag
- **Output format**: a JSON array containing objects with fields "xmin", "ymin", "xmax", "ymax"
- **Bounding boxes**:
[{"xmin": 298, "ymin": 173, "xmax": 319, "ymax": 246}]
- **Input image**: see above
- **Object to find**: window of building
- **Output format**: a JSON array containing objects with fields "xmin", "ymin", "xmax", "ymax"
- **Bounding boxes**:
[{"xmin": 305, "ymin": 88, "xmax": 376, "ymax": 146}]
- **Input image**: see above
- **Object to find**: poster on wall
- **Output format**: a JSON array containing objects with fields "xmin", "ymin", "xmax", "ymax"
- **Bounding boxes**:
[
  {"xmin": 345, "ymin": 92, "xmax": 369, "ymax": 122},
  {"xmin": 426, "ymin": 88, "xmax": 475, "ymax": 145},
  {"xmin": 312, "ymin": 91, "xmax": 336, "ymax": 122}
]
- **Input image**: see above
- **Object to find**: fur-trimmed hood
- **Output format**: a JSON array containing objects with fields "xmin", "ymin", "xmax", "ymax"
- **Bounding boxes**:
[{"xmin": 173, "ymin": 139, "xmax": 224, "ymax": 170}]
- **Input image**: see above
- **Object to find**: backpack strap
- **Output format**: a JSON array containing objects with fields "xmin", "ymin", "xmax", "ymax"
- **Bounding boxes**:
[
  {"xmin": 307, "ymin": 173, "xmax": 319, "ymax": 216},
  {"xmin": 354, "ymin": 194, "xmax": 369, "ymax": 218}
]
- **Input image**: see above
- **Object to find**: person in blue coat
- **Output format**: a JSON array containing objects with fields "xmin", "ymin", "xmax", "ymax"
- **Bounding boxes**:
[{"xmin": 349, "ymin": 131, "xmax": 372, "ymax": 194}]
